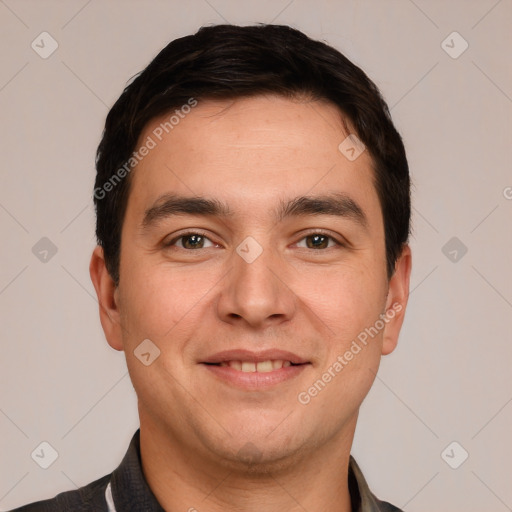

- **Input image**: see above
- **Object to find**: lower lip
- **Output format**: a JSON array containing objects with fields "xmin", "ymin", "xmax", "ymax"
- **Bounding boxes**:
[{"xmin": 201, "ymin": 363, "xmax": 310, "ymax": 390}]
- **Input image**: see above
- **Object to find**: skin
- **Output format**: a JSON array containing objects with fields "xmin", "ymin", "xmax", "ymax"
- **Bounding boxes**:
[{"xmin": 90, "ymin": 94, "xmax": 411, "ymax": 512}]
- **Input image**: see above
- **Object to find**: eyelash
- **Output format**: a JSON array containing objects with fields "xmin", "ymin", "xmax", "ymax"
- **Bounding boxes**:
[{"xmin": 164, "ymin": 230, "xmax": 344, "ymax": 250}]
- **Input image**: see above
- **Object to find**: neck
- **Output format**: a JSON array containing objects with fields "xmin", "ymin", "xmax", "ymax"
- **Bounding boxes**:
[{"xmin": 139, "ymin": 415, "xmax": 356, "ymax": 512}]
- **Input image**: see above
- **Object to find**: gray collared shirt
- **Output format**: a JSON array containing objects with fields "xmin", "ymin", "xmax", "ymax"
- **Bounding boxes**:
[{"xmin": 12, "ymin": 430, "xmax": 403, "ymax": 511}]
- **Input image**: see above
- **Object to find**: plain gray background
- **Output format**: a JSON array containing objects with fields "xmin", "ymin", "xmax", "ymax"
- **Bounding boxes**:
[{"xmin": 1, "ymin": 1, "xmax": 511, "ymax": 510}]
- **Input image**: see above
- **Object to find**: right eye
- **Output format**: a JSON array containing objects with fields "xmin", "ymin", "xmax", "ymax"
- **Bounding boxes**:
[{"xmin": 164, "ymin": 231, "xmax": 217, "ymax": 250}]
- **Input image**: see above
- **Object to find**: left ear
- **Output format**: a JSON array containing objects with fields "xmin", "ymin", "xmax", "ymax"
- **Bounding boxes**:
[{"xmin": 381, "ymin": 245, "xmax": 412, "ymax": 355}]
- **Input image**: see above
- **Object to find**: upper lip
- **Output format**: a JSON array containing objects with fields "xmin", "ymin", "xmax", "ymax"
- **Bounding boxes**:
[{"xmin": 201, "ymin": 349, "xmax": 309, "ymax": 365}]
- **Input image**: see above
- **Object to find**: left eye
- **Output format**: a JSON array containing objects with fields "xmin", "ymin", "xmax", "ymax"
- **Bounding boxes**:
[{"xmin": 296, "ymin": 233, "xmax": 339, "ymax": 249}]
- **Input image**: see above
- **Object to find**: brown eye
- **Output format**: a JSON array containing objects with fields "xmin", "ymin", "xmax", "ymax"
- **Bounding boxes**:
[
  {"xmin": 297, "ymin": 233, "xmax": 338, "ymax": 250},
  {"xmin": 181, "ymin": 234, "xmax": 205, "ymax": 249},
  {"xmin": 166, "ymin": 232, "xmax": 215, "ymax": 249}
]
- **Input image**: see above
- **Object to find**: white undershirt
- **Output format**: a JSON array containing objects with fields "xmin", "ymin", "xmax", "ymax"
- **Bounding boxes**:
[{"xmin": 105, "ymin": 481, "xmax": 117, "ymax": 512}]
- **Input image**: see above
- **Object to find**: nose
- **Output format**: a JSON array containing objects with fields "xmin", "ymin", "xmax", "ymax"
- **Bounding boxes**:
[{"xmin": 216, "ymin": 240, "xmax": 296, "ymax": 329}]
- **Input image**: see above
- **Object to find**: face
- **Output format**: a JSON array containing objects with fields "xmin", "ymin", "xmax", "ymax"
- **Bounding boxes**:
[{"xmin": 91, "ymin": 94, "xmax": 411, "ymax": 471}]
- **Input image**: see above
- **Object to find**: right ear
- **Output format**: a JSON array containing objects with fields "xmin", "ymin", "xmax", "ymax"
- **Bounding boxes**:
[{"xmin": 89, "ymin": 245, "xmax": 124, "ymax": 351}]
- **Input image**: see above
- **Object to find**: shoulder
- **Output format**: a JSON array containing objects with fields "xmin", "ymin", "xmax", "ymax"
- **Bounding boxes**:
[
  {"xmin": 9, "ymin": 474, "xmax": 111, "ymax": 512},
  {"xmin": 373, "ymin": 498, "xmax": 404, "ymax": 512},
  {"xmin": 348, "ymin": 455, "xmax": 404, "ymax": 512}
]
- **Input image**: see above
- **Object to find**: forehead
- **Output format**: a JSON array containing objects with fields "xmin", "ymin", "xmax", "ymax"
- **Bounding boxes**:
[{"xmin": 125, "ymin": 95, "xmax": 380, "ymax": 226}]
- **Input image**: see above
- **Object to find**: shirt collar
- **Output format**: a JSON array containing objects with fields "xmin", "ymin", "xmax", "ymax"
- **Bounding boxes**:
[
  {"xmin": 348, "ymin": 455, "xmax": 397, "ymax": 512},
  {"xmin": 110, "ymin": 430, "xmax": 164, "ymax": 511},
  {"xmin": 110, "ymin": 429, "xmax": 395, "ymax": 512}
]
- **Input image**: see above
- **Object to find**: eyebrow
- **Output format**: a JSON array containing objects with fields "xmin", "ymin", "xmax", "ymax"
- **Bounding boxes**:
[{"xmin": 141, "ymin": 192, "xmax": 368, "ymax": 230}]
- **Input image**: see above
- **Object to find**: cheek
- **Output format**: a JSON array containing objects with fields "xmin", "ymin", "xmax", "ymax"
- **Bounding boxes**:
[
  {"xmin": 316, "ymin": 265, "xmax": 386, "ymax": 405},
  {"xmin": 295, "ymin": 262, "xmax": 387, "ymax": 342},
  {"xmin": 118, "ymin": 267, "xmax": 210, "ymax": 408},
  {"xmin": 118, "ymin": 263, "xmax": 214, "ymax": 345}
]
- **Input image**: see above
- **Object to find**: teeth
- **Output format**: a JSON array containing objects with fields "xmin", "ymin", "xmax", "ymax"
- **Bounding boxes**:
[
  {"xmin": 256, "ymin": 360, "xmax": 273, "ymax": 373},
  {"xmin": 219, "ymin": 360, "xmax": 294, "ymax": 372},
  {"xmin": 229, "ymin": 360, "xmax": 242, "ymax": 371},
  {"xmin": 241, "ymin": 361, "xmax": 256, "ymax": 372}
]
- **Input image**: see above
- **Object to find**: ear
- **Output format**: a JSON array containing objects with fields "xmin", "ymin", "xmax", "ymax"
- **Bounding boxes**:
[
  {"xmin": 89, "ymin": 245, "xmax": 124, "ymax": 351},
  {"xmin": 381, "ymin": 245, "xmax": 412, "ymax": 356}
]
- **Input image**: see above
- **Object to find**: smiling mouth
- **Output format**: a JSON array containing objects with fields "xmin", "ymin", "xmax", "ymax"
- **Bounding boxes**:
[{"xmin": 205, "ymin": 360, "xmax": 305, "ymax": 373}]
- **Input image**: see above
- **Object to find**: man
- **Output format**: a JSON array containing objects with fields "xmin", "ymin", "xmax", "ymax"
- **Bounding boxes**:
[{"xmin": 14, "ymin": 23, "xmax": 411, "ymax": 511}]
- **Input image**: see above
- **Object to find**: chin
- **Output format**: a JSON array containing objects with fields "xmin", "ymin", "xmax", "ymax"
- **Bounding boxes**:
[
  {"xmin": 200, "ymin": 422, "xmax": 310, "ymax": 475},
  {"xmin": 220, "ymin": 440, "xmax": 306, "ymax": 476}
]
